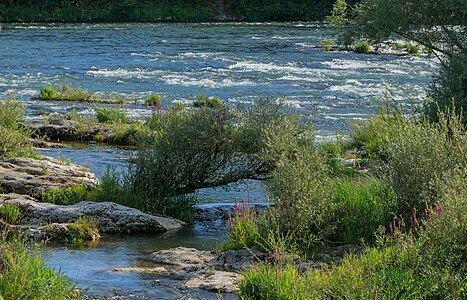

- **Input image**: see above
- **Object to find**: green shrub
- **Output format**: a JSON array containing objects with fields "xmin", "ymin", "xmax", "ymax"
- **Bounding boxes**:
[
  {"xmin": 320, "ymin": 39, "xmax": 336, "ymax": 51},
  {"xmin": 354, "ymin": 40, "xmax": 371, "ymax": 53},
  {"xmin": 39, "ymin": 87, "xmax": 57, "ymax": 100},
  {"xmin": 41, "ymin": 185, "xmax": 90, "ymax": 205},
  {"xmin": 0, "ymin": 237, "xmax": 80, "ymax": 300},
  {"xmin": 144, "ymin": 94, "xmax": 162, "ymax": 108},
  {"xmin": 55, "ymin": 82, "xmax": 95, "ymax": 102},
  {"xmin": 0, "ymin": 96, "xmax": 33, "ymax": 158},
  {"xmin": 131, "ymin": 107, "xmax": 238, "ymax": 194},
  {"xmin": 332, "ymin": 176, "xmax": 395, "ymax": 245},
  {"xmin": 385, "ymin": 110, "xmax": 467, "ymax": 220},
  {"xmin": 193, "ymin": 93, "xmax": 223, "ymax": 108},
  {"xmin": 63, "ymin": 217, "xmax": 99, "ymax": 244},
  {"xmin": 170, "ymin": 102, "xmax": 185, "ymax": 112},
  {"xmin": 425, "ymin": 52, "xmax": 467, "ymax": 126},
  {"xmin": 94, "ymin": 106, "xmax": 128, "ymax": 124},
  {"xmin": 350, "ymin": 102, "xmax": 406, "ymax": 160},
  {"xmin": 406, "ymin": 44, "xmax": 419, "ymax": 55},
  {"xmin": 0, "ymin": 203, "xmax": 22, "ymax": 225},
  {"xmin": 260, "ymin": 116, "xmax": 333, "ymax": 249}
]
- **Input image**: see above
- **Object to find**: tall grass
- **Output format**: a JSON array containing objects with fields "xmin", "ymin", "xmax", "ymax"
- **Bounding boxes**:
[
  {"xmin": 333, "ymin": 176, "xmax": 395, "ymax": 245},
  {"xmin": 241, "ymin": 194, "xmax": 466, "ymax": 299},
  {"xmin": 0, "ymin": 96, "xmax": 35, "ymax": 158},
  {"xmin": 0, "ymin": 237, "xmax": 80, "ymax": 300},
  {"xmin": 0, "ymin": 203, "xmax": 22, "ymax": 225}
]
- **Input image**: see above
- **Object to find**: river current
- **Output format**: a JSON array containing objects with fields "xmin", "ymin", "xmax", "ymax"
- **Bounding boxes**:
[
  {"xmin": 1, "ymin": 22, "xmax": 437, "ymax": 299},
  {"xmin": 1, "ymin": 22, "xmax": 437, "ymax": 135}
]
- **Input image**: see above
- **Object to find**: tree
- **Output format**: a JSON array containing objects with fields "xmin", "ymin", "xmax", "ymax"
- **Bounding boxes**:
[{"xmin": 329, "ymin": 0, "xmax": 467, "ymax": 124}]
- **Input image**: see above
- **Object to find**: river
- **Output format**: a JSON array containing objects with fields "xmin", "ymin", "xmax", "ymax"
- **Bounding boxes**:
[{"xmin": 1, "ymin": 22, "xmax": 437, "ymax": 299}]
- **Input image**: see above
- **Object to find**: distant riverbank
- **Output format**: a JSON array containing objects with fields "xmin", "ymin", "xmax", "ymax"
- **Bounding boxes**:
[{"xmin": 0, "ymin": 0, "xmax": 357, "ymax": 23}]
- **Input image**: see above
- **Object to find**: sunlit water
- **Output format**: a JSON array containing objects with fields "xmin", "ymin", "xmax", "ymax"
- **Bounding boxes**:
[
  {"xmin": 1, "ymin": 22, "xmax": 437, "ymax": 135},
  {"xmin": 2, "ymin": 22, "xmax": 437, "ymax": 298}
]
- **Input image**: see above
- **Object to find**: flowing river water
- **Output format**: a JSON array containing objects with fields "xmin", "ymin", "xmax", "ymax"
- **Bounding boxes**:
[{"xmin": 0, "ymin": 22, "xmax": 437, "ymax": 298}]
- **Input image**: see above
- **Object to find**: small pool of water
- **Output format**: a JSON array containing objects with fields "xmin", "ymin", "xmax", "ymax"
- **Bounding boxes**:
[{"xmin": 43, "ymin": 221, "xmax": 231, "ymax": 299}]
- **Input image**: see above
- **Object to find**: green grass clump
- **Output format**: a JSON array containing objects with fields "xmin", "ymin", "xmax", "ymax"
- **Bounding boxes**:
[
  {"xmin": 0, "ymin": 203, "xmax": 22, "ymax": 225},
  {"xmin": 39, "ymin": 82, "xmax": 95, "ymax": 102},
  {"xmin": 332, "ymin": 176, "xmax": 395, "ymax": 245},
  {"xmin": 94, "ymin": 106, "xmax": 128, "ymax": 124},
  {"xmin": 320, "ymin": 39, "xmax": 336, "ymax": 51},
  {"xmin": 350, "ymin": 102, "xmax": 405, "ymax": 160},
  {"xmin": 221, "ymin": 201, "xmax": 262, "ymax": 251},
  {"xmin": 39, "ymin": 87, "xmax": 57, "ymax": 100},
  {"xmin": 193, "ymin": 93, "xmax": 223, "ymax": 108},
  {"xmin": 0, "ymin": 237, "xmax": 80, "ymax": 300},
  {"xmin": 354, "ymin": 41, "xmax": 371, "ymax": 53},
  {"xmin": 63, "ymin": 217, "xmax": 99, "ymax": 244},
  {"xmin": 41, "ymin": 186, "xmax": 91, "ymax": 205},
  {"xmin": 0, "ymin": 96, "xmax": 35, "ymax": 159},
  {"xmin": 144, "ymin": 94, "xmax": 162, "ymax": 108}
]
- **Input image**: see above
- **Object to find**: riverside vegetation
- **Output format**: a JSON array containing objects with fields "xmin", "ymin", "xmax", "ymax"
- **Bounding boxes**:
[
  {"xmin": 1, "ymin": 1, "xmax": 465, "ymax": 298},
  {"xmin": 0, "ymin": 0, "xmax": 359, "ymax": 23}
]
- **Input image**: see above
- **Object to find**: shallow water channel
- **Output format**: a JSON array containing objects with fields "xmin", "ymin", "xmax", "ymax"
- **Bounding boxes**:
[{"xmin": 1, "ymin": 22, "xmax": 437, "ymax": 298}]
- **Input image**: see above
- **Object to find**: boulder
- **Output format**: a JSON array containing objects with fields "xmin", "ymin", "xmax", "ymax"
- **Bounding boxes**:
[
  {"xmin": 211, "ymin": 246, "xmax": 266, "ymax": 271},
  {"xmin": 1, "ymin": 193, "xmax": 185, "ymax": 233},
  {"xmin": 148, "ymin": 246, "xmax": 216, "ymax": 268},
  {"xmin": 0, "ymin": 156, "xmax": 98, "ymax": 197}
]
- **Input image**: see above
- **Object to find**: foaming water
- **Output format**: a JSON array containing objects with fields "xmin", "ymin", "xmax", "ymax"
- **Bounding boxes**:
[{"xmin": 0, "ymin": 22, "xmax": 436, "ymax": 134}]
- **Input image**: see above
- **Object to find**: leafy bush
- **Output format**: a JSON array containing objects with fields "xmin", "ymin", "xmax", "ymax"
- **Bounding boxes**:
[
  {"xmin": 332, "ymin": 176, "xmax": 395, "ymax": 245},
  {"xmin": 0, "ymin": 203, "xmax": 22, "ymax": 225},
  {"xmin": 385, "ymin": 110, "xmax": 467, "ymax": 220},
  {"xmin": 350, "ymin": 102, "xmax": 406, "ymax": 160},
  {"xmin": 170, "ymin": 102, "xmax": 185, "ymax": 112},
  {"xmin": 425, "ymin": 52, "xmax": 467, "ymax": 126},
  {"xmin": 0, "ymin": 237, "xmax": 80, "ymax": 300},
  {"xmin": 144, "ymin": 93, "xmax": 162, "ymax": 108},
  {"xmin": 41, "ymin": 185, "xmax": 90, "ymax": 205},
  {"xmin": 0, "ymin": 96, "xmax": 34, "ymax": 158},
  {"xmin": 94, "ymin": 106, "xmax": 128, "ymax": 124},
  {"xmin": 354, "ymin": 40, "xmax": 371, "ymax": 53},
  {"xmin": 260, "ymin": 116, "xmax": 333, "ymax": 249},
  {"xmin": 39, "ymin": 87, "xmax": 57, "ymax": 100},
  {"xmin": 193, "ymin": 93, "xmax": 223, "ymax": 108},
  {"xmin": 320, "ymin": 39, "xmax": 336, "ymax": 51},
  {"xmin": 131, "ymin": 106, "xmax": 238, "ymax": 194}
]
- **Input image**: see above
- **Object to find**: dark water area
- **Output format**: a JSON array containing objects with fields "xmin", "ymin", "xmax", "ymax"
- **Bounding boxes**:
[{"xmin": 1, "ymin": 22, "xmax": 437, "ymax": 299}]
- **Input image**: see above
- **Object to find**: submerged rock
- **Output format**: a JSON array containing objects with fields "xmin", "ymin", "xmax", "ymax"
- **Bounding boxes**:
[
  {"xmin": 25, "ymin": 119, "xmax": 132, "ymax": 144},
  {"xmin": 0, "ymin": 193, "xmax": 184, "ymax": 233},
  {"xmin": 115, "ymin": 247, "xmax": 246, "ymax": 293},
  {"xmin": 0, "ymin": 156, "xmax": 98, "ymax": 197},
  {"xmin": 194, "ymin": 203, "xmax": 273, "ymax": 222}
]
